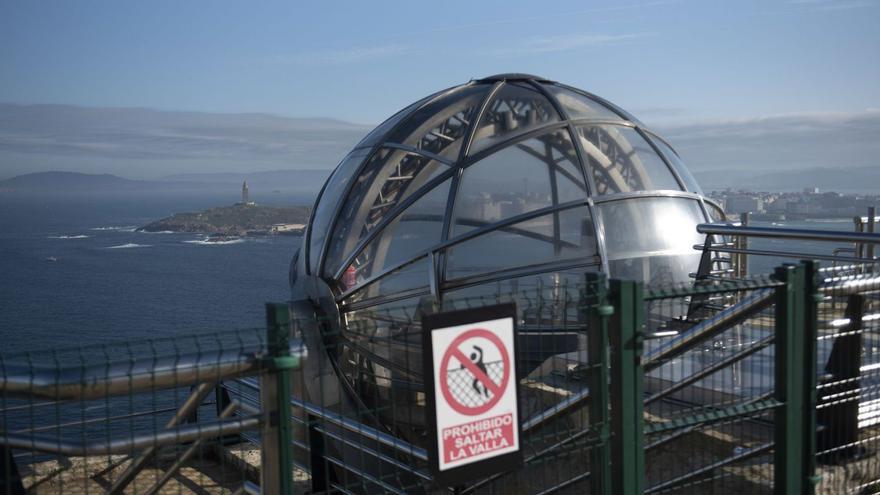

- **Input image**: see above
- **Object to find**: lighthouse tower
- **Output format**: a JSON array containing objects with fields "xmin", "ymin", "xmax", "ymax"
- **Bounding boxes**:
[{"xmin": 241, "ymin": 180, "xmax": 252, "ymax": 205}]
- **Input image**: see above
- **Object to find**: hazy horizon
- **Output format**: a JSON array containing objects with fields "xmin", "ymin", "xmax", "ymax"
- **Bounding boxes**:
[{"xmin": 1, "ymin": 102, "xmax": 878, "ymax": 191}]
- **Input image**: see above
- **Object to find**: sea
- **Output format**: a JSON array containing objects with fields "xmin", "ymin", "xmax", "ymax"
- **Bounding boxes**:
[{"xmin": 0, "ymin": 191, "xmax": 310, "ymax": 356}]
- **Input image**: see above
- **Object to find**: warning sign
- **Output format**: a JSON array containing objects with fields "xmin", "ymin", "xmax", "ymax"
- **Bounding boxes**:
[{"xmin": 422, "ymin": 303, "xmax": 521, "ymax": 485}]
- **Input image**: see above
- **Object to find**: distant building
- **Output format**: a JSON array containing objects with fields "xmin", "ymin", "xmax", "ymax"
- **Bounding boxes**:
[
  {"xmin": 766, "ymin": 198, "xmax": 788, "ymax": 214},
  {"xmin": 725, "ymin": 195, "xmax": 764, "ymax": 214}
]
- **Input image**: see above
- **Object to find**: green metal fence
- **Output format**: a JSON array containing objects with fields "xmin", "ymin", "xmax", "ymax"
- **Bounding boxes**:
[
  {"xmin": 2, "ymin": 262, "xmax": 880, "ymax": 494},
  {"xmin": 638, "ymin": 264, "xmax": 813, "ymax": 494},
  {"xmin": 0, "ymin": 303, "xmax": 301, "ymax": 494}
]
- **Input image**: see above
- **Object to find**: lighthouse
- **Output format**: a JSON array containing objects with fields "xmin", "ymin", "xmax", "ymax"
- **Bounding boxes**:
[{"xmin": 241, "ymin": 181, "xmax": 254, "ymax": 206}]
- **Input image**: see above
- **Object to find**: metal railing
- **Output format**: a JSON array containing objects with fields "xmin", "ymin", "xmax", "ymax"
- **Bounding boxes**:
[
  {"xmin": 697, "ymin": 223, "xmax": 880, "ymax": 266},
  {"xmin": 692, "ymin": 207, "xmax": 880, "ymax": 291},
  {"xmin": 0, "ymin": 303, "xmax": 303, "ymax": 494}
]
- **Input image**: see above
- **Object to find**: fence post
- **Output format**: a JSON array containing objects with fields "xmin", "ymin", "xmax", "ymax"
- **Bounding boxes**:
[
  {"xmin": 261, "ymin": 302, "xmax": 295, "ymax": 495},
  {"xmin": 774, "ymin": 264, "xmax": 810, "ymax": 494},
  {"xmin": 801, "ymin": 261, "xmax": 820, "ymax": 490},
  {"xmin": 586, "ymin": 272, "xmax": 612, "ymax": 495},
  {"xmin": 609, "ymin": 279, "xmax": 645, "ymax": 495}
]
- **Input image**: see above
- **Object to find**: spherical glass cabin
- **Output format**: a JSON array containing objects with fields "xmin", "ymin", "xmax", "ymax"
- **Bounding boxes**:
[{"xmin": 291, "ymin": 74, "xmax": 723, "ymax": 448}]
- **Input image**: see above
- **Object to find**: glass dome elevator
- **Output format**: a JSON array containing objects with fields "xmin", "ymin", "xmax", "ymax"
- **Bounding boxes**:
[{"xmin": 289, "ymin": 73, "xmax": 724, "ymax": 449}]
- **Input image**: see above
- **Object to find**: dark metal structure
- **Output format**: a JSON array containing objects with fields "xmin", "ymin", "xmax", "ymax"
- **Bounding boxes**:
[{"xmin": 289, "ymin": 74, "xmax": 722, "ymax": 462}]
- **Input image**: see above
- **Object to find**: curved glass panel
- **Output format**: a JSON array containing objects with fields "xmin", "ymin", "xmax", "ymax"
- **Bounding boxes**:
[
  {"xmin": 338, "ymin": 179, "xmax": 450, "ymax": 292},
  {"xmin": 345, "ymin": 257, "xmax": 428, "ymax": 303},
  {"xmin": 324, "ymin": 148, "xmax": 448, "ymax": 276},
  {"xmin": 452, "ymin": 130, "xmax": 586, "ymax": 237},
  {"xmin": 340, "ymin": 295, "xmax": 427, "ymax": 444},
  {"xmin": 355, "ymin": 92, "xmax": 438, "ymax": 149},
  {"xmin": 308, "ymin": 148, "xmax": 372, "ymax": 273},
  {"xmin": 561, "ymin": 85, "xmax": 646, "ymax": 127},
  {"xmin": 446, "ymin": 206, "xmax": 598, "ymax": 280},
  {"xmin": 384, "ymin": 84, "xmax": 490, "ymax": 160},
  {"xmin": 576, "ymin": 125, "xmax": 682, "ymax": 195},
  {"xmin": 469, "ymin": 83, "xmax": 560, "ymax": 155},
  {"xmin": 706, "ymin": 201, "xmax": 725, "ymax": 222},
  {"xmin": 649, "ymin": 135, "xmax": 703, "ymax": 195},
  {"xmin": 442, "ymin": 268, "xmax": 598, "ymax": 378},
  {"xmin": 542, "ymin": 84, "xmax": 622, "ymax": 121},
  {"xmin": 599, "ymin": 197, "xmax": 705, "ymax": 286}
]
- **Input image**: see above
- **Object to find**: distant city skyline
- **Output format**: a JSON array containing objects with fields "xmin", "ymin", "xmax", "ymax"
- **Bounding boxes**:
[{"xmin": 1, "ymin": 1, "xmax": 878, "ymax": 182}]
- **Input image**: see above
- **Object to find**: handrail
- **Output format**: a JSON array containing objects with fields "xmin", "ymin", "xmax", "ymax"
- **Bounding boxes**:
[
  {"xmin": 0, "ymin": 414, "xmax": 261, "ymax": 455},
  {"xmin": 227, "ymin": 376, "xmax": 430, "ymax": 462},
  {"xmin": 289, "ymin": 393, "xmax": 430, "ymax": 462},
  {"xmin": 819, "ymin": 274, "xmax": 880, "ymax": 296},
  {"xmin": 697, "ymin": 223, "xmax": 880, "ymax": 244},
  {"xmin": 643, "ymin": 289, "xmax": 775, "ymax": 373},
  {"xmin": 0, "ymin": 340, "xmax": 305, "ymax": 400},
  {"xmin": 695, "ymin": 245, "xmax": 878, "ymax": 265}
]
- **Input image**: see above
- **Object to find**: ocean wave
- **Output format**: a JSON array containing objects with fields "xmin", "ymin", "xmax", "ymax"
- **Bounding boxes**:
[
  {"xmin": 48, "ymin": 235, "xmax": 90, "ymax": 239},
  {"xmin": 91, "ymin": 226, "xmax": 137, "ymax": 232},
  {"xmin": 139, "ymin": 230, "xmax": 175, "ymax": 234},
  {"xmin": 105, "ymin": 243, "xmax": 152, "ymax": 249},
  {"xmin": 183, "ymin": 238, "xmax": 245, "ymax": 246}
]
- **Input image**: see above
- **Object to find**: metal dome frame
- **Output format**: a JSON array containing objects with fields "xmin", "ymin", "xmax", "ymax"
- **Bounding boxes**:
[{"xmin": 302, "ymin": 74, "xmax": 724, "ymax": 313}]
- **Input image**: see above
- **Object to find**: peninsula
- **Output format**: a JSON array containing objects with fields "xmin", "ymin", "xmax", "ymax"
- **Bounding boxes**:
[{"xmin": 139, "ymin": 203, "xmax": 310, "ymax": 237}]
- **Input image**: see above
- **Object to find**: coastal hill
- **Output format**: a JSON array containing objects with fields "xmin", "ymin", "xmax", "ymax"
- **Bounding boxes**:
[
  {"xmin": 0, "ymin": 171, "xmax": 176, "ymax": 191},
  {"xmin": 140, "ymin": 203, "xmax": 310, "ymax": 236}
]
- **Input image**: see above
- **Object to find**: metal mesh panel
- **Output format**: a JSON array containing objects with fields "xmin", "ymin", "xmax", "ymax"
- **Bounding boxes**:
[
  {"xmin": 0, "ymin": 305, "xmax": 303, "ymax": 494},
  {"xmin": 814, "ymin": 264, "xmax": 880, "ymax": 493}
]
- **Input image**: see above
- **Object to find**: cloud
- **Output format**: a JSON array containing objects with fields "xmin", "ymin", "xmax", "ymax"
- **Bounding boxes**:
[
  {"xmin": 484, "ymin": 32, "xmax": 654, "ymax": 57},
  {"xmin": 786, "ymin": 0, "xmax": 876, "ymax": 12},
  {"xmin": 523, "ymin": 33, "xmax": 654, "ymax": 53},
  {"xmin": 379, "ymin": 0, "xmax": 679, "ymax": 39},
  {"xmin": 654, "ymin": 109, "xmax": 880, "ymax": 174},
  {"xmin": 0, "ymin": 104, "xmax": 372, "ymax": 178},
  {"xmin": 628, "ymin": 106, "xmax": 689, "ymax": 118},
  {"xmin": 269, "ymin": 44, "xmax": 413, "ymax": 66},
  {"xmin": 267, "ymin": 1, "xmax": 673, "ymax": 65}
]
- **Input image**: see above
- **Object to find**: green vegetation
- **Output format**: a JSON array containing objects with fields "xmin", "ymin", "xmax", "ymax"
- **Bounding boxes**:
[{"xmin": 139, "ymin": 203, "xmax": 310, "ymax": 236}]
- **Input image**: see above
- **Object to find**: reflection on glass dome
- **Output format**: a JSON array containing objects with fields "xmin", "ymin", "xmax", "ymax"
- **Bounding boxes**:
[{"xmin": 292, "ymin": 73, "xmax": 722, "ymax": 453}]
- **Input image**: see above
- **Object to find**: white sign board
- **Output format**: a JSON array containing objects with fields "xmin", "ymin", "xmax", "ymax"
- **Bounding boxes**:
[{"xmin": 422, "ymin": 303, "xmax": 521, "ymax": 485}]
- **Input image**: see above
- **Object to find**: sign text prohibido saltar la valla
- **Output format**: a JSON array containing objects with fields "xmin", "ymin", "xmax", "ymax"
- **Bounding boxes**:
[{"xmin": 422, "ymin": 303, "xmax": 522, "ymax": 486}]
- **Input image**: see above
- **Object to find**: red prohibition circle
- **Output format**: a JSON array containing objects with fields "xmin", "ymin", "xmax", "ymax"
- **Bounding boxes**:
[{"xmin": 439, "ymin": 328, "xmax": 511, "ymax": 416}]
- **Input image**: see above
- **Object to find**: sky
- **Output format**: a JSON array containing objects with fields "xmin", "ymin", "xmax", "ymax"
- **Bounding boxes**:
[{"xmin": 1, "ymin": 0, "xmax": 879, "ymax": 180}]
